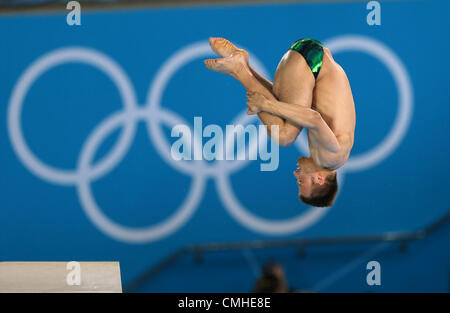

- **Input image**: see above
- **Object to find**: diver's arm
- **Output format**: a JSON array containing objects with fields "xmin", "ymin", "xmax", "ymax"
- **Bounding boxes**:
[{"xmin": 249, "ymin": 93, "xmax": 341, "ymax": 153}]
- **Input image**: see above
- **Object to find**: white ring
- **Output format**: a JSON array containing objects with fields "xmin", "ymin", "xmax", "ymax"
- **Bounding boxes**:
[
  {"xmin": 7, "ymin": 36, "xmax": 414, "ymax": 242},
  {"xmin": 216, "ymin": 174, "xmax": 331, "ymax": 235},
  {"xmin": 7, "ymin": 47, "xmax": 138, "ymax": 185},
  {"xmin": 76, "ymin": 108, "xmax": 206, "ymax": 243},
  {"xmin": 145, "ymin": 41, "xmax": 270, "ymax": 177}
]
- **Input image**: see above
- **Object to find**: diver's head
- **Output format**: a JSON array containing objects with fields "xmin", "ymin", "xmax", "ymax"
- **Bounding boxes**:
[{"xmin": 293, "ymin": 157, "xmax": 338, "ymax": 207}]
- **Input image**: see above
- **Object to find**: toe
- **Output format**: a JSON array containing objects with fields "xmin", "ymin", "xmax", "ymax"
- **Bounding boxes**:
[{"xmin": 204, "ymin": 59, "xmax": 214, "ymax": 67}]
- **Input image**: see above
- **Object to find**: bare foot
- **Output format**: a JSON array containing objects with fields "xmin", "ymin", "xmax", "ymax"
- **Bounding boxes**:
[
  {"xmin": 209, "ymin": 37, "xmax": 249, "ymax": 63},
  {"xmin": 204, "ymin": 50, "xmax": 249, "ymax": 77}
]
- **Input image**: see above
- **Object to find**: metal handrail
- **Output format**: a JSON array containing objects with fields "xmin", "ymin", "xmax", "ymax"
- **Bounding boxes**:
[{"xmin": 124, "ymin": 210, "xmax": 450, "ymax": 292}]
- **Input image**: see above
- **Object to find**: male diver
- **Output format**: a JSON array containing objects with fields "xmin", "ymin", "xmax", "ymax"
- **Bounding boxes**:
[{"xmin": 205, "ymin": 37, "xmax": 356, "ymax": 207}]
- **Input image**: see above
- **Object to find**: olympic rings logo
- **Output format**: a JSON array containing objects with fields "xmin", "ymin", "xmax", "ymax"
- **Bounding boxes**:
[{"xmin": 7, "ymin": 35, "xmax": 413, "ymax": 243}]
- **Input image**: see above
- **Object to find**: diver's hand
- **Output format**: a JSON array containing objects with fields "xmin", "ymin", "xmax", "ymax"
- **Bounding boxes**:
[{"xmin": 246, "ymin": 91, "xmax": 267, "ymax": 115}]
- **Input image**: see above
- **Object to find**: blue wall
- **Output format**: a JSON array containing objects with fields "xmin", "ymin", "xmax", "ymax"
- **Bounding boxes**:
[{"xmin": 0, "ymin": 0, "xmax": 449, "ymax": 291}]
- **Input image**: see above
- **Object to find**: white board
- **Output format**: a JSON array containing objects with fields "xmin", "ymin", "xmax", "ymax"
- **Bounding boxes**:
[{"xmin": 0, "ymin": 262, "xmax": 122, "ymax": 293}]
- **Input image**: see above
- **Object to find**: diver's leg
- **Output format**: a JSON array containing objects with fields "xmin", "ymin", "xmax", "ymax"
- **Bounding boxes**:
[
  {"xmin": 205, "ymin": 51, "xmax": 302, "ymax": 145},
  {"xmin": 270, "ymin": 50, "xmax": 316, "ymax": 142},
  {"xmin": 209, "ymin": 37, "xmax": 274, "ymax": 93},
  {"xmin": 204, "ymin": 51, "xmax": 273, "ymax": 101},
  {"xmin": 204, "ymin": 51, "xmax": 286, "ymax": 142}
]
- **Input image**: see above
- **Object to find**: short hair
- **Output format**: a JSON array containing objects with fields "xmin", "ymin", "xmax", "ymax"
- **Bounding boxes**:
[
  {"xmin": 299, "ymin": 173, "xmax": 338, "ymax": 207},
  {"xmin": 253, "ymin": 261, "xmax": 284, "ymax": 293}
]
